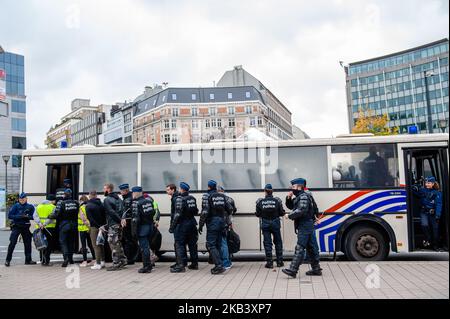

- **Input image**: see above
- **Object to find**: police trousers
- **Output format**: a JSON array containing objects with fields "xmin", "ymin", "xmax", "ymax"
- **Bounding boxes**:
[
  {"xmin": 6, "ymin": 225, "xmax": 32, "ymax": 262},
  {"xmin": 59, "ymin": 221, "xmax": 77, "ymax": 262},
  {"xmin": 206, "ymin": 216, "xmax": 225, "ymax": 268},
  {"xmin": 174, "ymin": 218, "xmax": 198, "ymax": 266},
  {"xmin": 261, "ymin": 218, "xmax": 283, "ymax": 262},
  {"xmin": 122, "ymin": 220, "xmax": 139, "ymax": 262},
  {"xmin": 290, "ymin": 219, "xmax": 320, "ymax": 272},
  {"xmin": 137, "ymin": 223, "xmax": 154, "ymax": 267}
]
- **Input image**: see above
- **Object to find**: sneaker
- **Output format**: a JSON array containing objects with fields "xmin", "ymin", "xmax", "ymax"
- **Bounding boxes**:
[
  {"xmin": 211, "ymin": 266, "xmax": 225, "ymax": 275},
  {"xmin": 224, "ymin": 264, "xmax": 232, "ymax": 270},
  {"xmin": 91, "ymin": 263, "xmax": 102, "ymax": 270},
  {"xmin": 282, "ymin": 268, "xmax": 297, "ymax": 278},
  {"xmin": 100, "ymin": 261, "xmax": 106, "ymax": 268},
  {"xmin": 138, "ymin": 266, "xmax": 152, "ymax": 273},
  {"xmin": 80, "ymin": 261, "xmax": 88, "ymax": 267},
  {"xmin": 87, "ymin": 260, "xmax": 96, "ymax": 267},
  {"xmin": 4, "ymin": 260, "xmax": 10, "ymax": 267},
  {"xmin": 106, "ymin": 265, "xmax": 122, "ymax": 271},
  {"xmin": 170, "ymin": 266, "xmax": 186, "ymax": 273},
  {"xmin": 42, "ymin": 262, "xmax": 53, "ymax": 267},
  {"xmin": 25, "ymin": 260, "xmax": 37, "ymax": 265}
]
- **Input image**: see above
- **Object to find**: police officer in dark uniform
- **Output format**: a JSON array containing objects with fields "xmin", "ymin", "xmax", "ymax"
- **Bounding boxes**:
[
  {"xmin": 55, "ymin": 178, "xmax": 71, "ymax": 201},
  {"xmin": 119, "ymin": 183, "xmax": 138, "ymax": 265},
  {"xmin": 166, "ymin": 184, "xmax": 181, "ymax": 269},
  {"xmin": 48, "ymin": 189, "xmax": 79, "ymax": 267},
  {"xmin": 199, "ymin": 180, "xmax": 233, "ymax": 275},
  {"xmin": 5, "ymin": 193, "xmax": 36, "ymax": 267},
  {"xmin": 256, "ymin": 184, "xmax": 285, "ymax": 268},
  {"xmin": 169, "ymin": 182, "xmax": 199, "ymax": 273},
  {"xmin": 282, "ymin": 178, "xmax": 322, "ymax": 278},
  {"xmin": 131, "ymin": 186, "xmax": 156, "ymax": 273}
]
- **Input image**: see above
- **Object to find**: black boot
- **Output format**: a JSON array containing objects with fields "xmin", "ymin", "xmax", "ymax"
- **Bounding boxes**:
[
  {"xmin": 283, "ymin": 245, "xmax": 304, "ymax": 278},
  {"xmin": 25, "ymin": 260, "xmax": 37, "ymax": 265},
  {"xmin": 61, "ymin": 257, "xmax": 69, "ymax": 268},
  {"xmin": 306, "ymin": 261, "xmax": 322, "ymax": 276},
  {"xmin": 138, "ymin": 264, "xmax": 152, "ymax": 273},
  {"xmin": 211, "ymin": 266, "xmax": 225, "ymax": 275},
  {"xmin": 170, "ymin": 265, "xmax": 186, "ymax": 273},
  {"xmin": 265, "ymin": 261, "xmax": 273, "ymax": 269},
  {"xmin": 188, "ymin": 263, "xmax": 199, "ymax": 270},
  {"xmin": 276, "ymin": 260, "xmax": 284, "ymax": 267},
  {"xmin": 4, "ymin": 260, "xmax": 10, "ymax": 267},
  {"xmin": 282, "ymin": 268, "xmax": 297, "ymax": 278}
]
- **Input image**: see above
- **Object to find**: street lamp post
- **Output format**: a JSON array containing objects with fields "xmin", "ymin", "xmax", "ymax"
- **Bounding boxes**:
[
  {"xmin": 423, "ymin": 71, "xmax": 434, "ymax": 134},
  {"xmin": 2, "ymin": 155, "xmax": 10, "ymax": 197}
]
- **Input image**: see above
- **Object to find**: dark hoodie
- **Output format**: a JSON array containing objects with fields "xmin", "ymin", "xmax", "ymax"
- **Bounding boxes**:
[
  {"xmin": 86, "ymin": 198, "xmax": 106, "ymax": 228},
  {"xmin": 103, "ymin": 192, "xmax": 123, "ymax": 227}
]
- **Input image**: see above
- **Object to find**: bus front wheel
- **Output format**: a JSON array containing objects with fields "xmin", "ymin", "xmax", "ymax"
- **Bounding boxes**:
[{"xmin": 344, "ymin": 226, "xmax": 389, "ymax": 261}]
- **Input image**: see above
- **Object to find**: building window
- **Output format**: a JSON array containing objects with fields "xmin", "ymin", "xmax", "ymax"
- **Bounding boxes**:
[
  {"xmin": 228, "ymin": 92, "xmax": 233, "ymax": 99},
  {"xmin": 250, "ymin": 117, "xmax": 256, "ymax": 127},
  {"xmin": 171, "ymin": 119, "xmax": 177, "ymax": 129},
  {"xmin": 245, "ymin": 106, "xmax": 252, "ymax": 114},
  {"xmin": 191, "ymin": 93, "xmax": 197, "ymax": 100},
  {"xmin": 162, "ymin": 95, "xmax": 166, "ymax": 102},
  {"xmin": 164, "ymin": 119, "xmax": 170, "ymax": 129},
  {"xmin": 164, "ymin": 134, "xmax": 171, "ymax": 144},
  {"xmin": 172, "ymin": 108, "xmax": 179, "ymax": 117},
  {"xmin": 217, "ymin": 118, "xmax": 222, "ymax": 127},
  {"xmin": 245, "ymin": 91, "xmax": 251, "ymax": 98},
  {"xmin": 209, "ymin": 93, "xmax": 215, "ymax": 100},
  {"xmin": 228, "ymin": 118, "xmax": 235, "ymax": 127},
  {"xmin": 258, "ymin": 117, "xmax": 263, "ymax": 126},
  {"xmin": 209, "ymin": 107, "xmax": 216, "ymax": 116},
  {"xmin": 11, "ymin": 118, "xmax": 26, "ymax": 132},
  {"xmin": 171, "ymin": 134, "xmax": 178, "ymax": 143},
  {"xmin": 191, "ymin": 107, "xmax": 198, "ymax": 116},
  {"xmin": 211, "ymin": 119, "xmax": 217, "ymax": 128},
  {"xmin": 192, "ymin": 120, "xmax": 198, "ymax": 129},
  {"xmin": 171, "ymin": 93, "xmax": 177, "ymax": 100},
  {"xmin": 205, "ymin": 119, "xmax": 210, "ymax": 128},
  {"xmin": 11, "ymin": 100, "xmax": 26, "ymax": 113},
  {"xmin": 227, "ymin": 106, "xmax": 234, "ymax": 115},
  {"xmin": 12, "ymin": 155, "xmax": 22, "ymax": 168},
  {"xmin": 12, "ymin": 136, "xmax": 26, "ymax": 149}
]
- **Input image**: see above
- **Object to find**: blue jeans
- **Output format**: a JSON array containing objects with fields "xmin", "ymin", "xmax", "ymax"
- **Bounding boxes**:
[
  {"xmin": 221, "ymin": 231, "xmax": 231, "ymax": 268},
  {"xmin": 206, "ymin": 216, "xmax": 225, "ymax": 268},
  {"xmin": 420, "ymin": 212, "xmax": 439, "ymax": 247},
  {"xmin": 138, "ymin": 224, "xmax": 154, "ymax": 267},
  {"xmin": 261, "ymin": 218, "xmax": 283, "ymax": 262},
  {"xmin": 174, "ymin": 218, "xmax": 199, "ymax": 266}
]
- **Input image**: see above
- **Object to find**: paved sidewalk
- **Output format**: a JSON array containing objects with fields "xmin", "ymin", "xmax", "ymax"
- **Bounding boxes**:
[{"xmin": 0, "ymin": 261, "xmax": 448, "ymax": 299}]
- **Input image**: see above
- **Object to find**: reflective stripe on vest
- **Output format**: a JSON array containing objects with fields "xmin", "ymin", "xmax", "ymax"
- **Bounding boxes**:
[
  {"xmin": 78, "ymin": 205, "xmax": 89, "ymax": 232},
  {"xmin": 36, "ymin": 203, "xmax": 56, "ymax": 229}
]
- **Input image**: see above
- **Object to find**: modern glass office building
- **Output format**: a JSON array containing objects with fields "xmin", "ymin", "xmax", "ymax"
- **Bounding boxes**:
[
  {"xmin": 0, "ymin": 46, "xmax": 26, "ymax": 193},
  {"xmin": 345, "ymin": 39, "xmax": 449, "ymax": 134}
]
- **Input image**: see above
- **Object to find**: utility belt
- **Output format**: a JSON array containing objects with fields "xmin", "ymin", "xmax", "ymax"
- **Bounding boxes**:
[
  {"xmin": 261, "ymin": 215, "xmax": 279, "ymax": 221},
  {"xmin": 209, "ymin": 210, "xmax": 225, "ymax": 218}
]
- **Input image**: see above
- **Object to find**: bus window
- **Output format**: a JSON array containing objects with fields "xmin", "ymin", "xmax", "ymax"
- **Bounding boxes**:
[
  {"xmin": 142, "ymin": 151, "xmax": 198, "ymax": 191},
  {"xmin": 331, "ymin": 144, "xmax": 399, "ymax": 188},
  {"xmin": 84, "ymin": 153, "xmax": 138, "ymax": 191},
  {"xmin": 201, "ymin": 148, "xmax": 260, "ymax": 190},
  {"xmin": 265, "ymin": 146, "xmax": 328, "ymax": 189}
]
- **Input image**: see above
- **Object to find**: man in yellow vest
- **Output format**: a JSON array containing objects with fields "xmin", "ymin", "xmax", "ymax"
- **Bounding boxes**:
[{"xmin": 33, "ymin": 194, "xmax": 57, "ymax": 266}]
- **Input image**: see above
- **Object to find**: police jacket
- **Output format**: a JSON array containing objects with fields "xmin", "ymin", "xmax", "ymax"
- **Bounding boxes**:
[
  {"xmin": 49, "ymin": 198, "xmax": 79, "ymax": 223},
  {"xmin": 413, "ymin": 186, "xmax": 443, "ymax": 218},
  {"xmin": 121, "ymin": 192, "xmax": 133, "ymax": 219},
  {"xmin": 285, "ymin": 190, "xmax": 312, "ymax": 221},
  {"xmin": 132, "ymin": 196, "xmax": 155, "ymax": 225},
  {"xmin": 170, "ymin": 191, "xmax": 180, "ymax": 224},
  {"xmin": 225, "ymin": 194, "xmax": 237, "ymax": 226},
  {"xmin": 256, "ymin": 195, "xmax": 285, "ymax": 219},
  {"xmin": 199, "ymin": 190, "xmax": 233, "ymax": 228},
  {"xmin": 8, "ymin": 202, "xmax": 35, "ymax": 227},
  {"xmin": 172, "ymin": 192, "xmax": 198, "ymax": 227},
  {"xmin": 103, "ymin": 193, "xmax": 123, "ymax": 227},
  {"xmin": 85, "ymin": 198, "xmax": 106, "ymax": 228}
]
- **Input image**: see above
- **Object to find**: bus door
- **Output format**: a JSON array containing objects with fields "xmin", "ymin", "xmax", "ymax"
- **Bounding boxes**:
[
  {"xmin": 403, "ymin": 147, "xmax": 448, "ymax": 251},
  {"xmin": 46, "ymin": 163, "xmax": 80, "ymax": 199}
]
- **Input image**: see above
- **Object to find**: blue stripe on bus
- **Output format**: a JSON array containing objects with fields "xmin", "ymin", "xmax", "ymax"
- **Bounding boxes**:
[
  {"xmin": 319, "ymin": 223, "xmax": 341, "ymax": 251},
  {"xmin": 315, "ymin": 214, "xmax": 344, "ymax": 229},
  {"xmin": 359, "ymin": 197, "xmax": 406, "ymax": 214},
  {"xmin": 344, "ymin": 191, "xmax": 406, "ymax": 213},
  {"xmin": 328, "ymin": 234, "xmax": 336, "ymax": 252},
  {"xmin": 382, "ymin": 204, "xmax": 408, "ymax": 212}
]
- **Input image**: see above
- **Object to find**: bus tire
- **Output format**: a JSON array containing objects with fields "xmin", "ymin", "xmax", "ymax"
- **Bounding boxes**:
[{"xmin": 344, "ymin": 226, "xmax": 389, "ymax": 261}]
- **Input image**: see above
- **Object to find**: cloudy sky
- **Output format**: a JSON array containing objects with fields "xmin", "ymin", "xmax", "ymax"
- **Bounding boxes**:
[{"xmin": 1, "ymin": 0, "xmax": 449, "ymax": 148}]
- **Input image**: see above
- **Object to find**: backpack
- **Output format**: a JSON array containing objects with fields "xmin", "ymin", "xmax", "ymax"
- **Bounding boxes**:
[
  {"xmin": 33, "ymin": 229, "xmax": 48, "ymax": 251},
  {"xmin": 227, "ymin": 228, "xmax": 240, "ymax": 254},
  {"xmin": 308, "ymin": 194, "xmax": 320, "ymax": 219},
  {"xmin": 150, "ymin": 228, "xmax": 162, "ymax": 253}
]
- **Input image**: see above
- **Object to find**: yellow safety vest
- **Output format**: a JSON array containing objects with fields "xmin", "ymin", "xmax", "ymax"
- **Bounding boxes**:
[
  {"xmin": 78, "ymin": 205, "xmax": 89, "ymax": 232},
  {"xmin": 35, "ymin": 203, "xmax": 56, "ymax": 229}
]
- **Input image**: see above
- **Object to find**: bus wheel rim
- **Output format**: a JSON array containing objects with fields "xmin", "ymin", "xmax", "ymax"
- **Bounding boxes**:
[{"xmin": 356, "ymin": 234, "xmax": 379, "ymax": 257}]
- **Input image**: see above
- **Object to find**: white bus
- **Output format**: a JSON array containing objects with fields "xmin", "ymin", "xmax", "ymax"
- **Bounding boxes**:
[{"xmin": 21, "ymin": 133, "xmax": 448, "ymax": 261}]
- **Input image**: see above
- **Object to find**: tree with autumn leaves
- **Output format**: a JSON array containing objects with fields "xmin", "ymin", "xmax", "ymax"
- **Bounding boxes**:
[{"xmin": 352, "ymin": 109, "xmax": 398, "ymax": 136}]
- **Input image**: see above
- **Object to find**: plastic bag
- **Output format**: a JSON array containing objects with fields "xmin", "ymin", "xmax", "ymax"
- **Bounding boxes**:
[
  {"xmin": 96, "ymin": 227, "xmax": 106, "ymax": 246},
  {"xmin": 33, "ymin": 229, "xmax": 48, "ymax": 251}
]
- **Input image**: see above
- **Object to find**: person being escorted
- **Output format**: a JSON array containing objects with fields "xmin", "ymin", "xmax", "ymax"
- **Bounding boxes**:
[
  {"xmin": 119, "ymin": 183, "xmax": 139, "ymax": 265},
  {"xmin": 103, "ymin": 183, "xmax": 127, "ymax": 271},
  {"xmin": 48, "ymin": 189, "xmax": 79, "ymax": 267},
  {"xmin": 131, "ymin": 186, "xmax": 156, "ymax": 273},
  {"xmin": 85, "ymin": 190, "xmax": 107, "ymax": 270},
  {"xmin": 166, "ymin": 184, "xmax": 181, "ymax": 270},
  {"xmin": 256, "ymin": 184, "xmax": 285, "ymax": 269},
  {"xmin": 33, "ymin": 194, "xmax": 57, "ymax": 266},
  {"xmin": 217, "ymin": 186, "xmax": 236, "ymax": 271},
  {"xmin": 412, "ymin": 176, "xmax": 443, "ymax": 250},
  {"xmin": 5, "ymin": 193, "xmax": 37, "ymax": 267},
  {"xmin": 78, "ymin": 195, "xmax": 96, "ymax": 267},
  {"xmin": 199, "ymin": 180, "xmax": 233, "ymax": 275},
  {"xmin": 282, "ymin": 178, "xmax": 322, "ymax": 278},
  {"xmin": 169, "ymin": 182, "xmax": 199, "ymax": 273}
]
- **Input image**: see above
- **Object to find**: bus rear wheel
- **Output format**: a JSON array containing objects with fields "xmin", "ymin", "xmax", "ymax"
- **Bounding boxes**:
[{"xmin": 344, "ymin": 226, "xmax": 389, "ymax": 261}]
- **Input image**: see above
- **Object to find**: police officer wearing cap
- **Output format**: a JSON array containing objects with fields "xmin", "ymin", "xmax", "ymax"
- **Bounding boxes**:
[
  {"xmin": 5, "ymin": 193, "xmax": 37, "ymax": 267},
  {"xmin": 199, "ymin": 180, "xmax": 233, "ymax": 275},
  {"xmin": 256, "ymin": 184, "xmax": 285, "ymax": 268},
  {"xmin": 56, "ymin": 178, "xmax": 72, "ymax": 200},
  {"xmin": 166, "ymin": 183, "xmax": 181, "ymax": 270},
  {"xmin": 412, "ymin": 176, "xmax": 443, "ymax": 250},
  {"xmin": 282, "ymin": 178, "xmax": 322, "ymax": 278},
  {"xmin": 48, "ymin": 189, "xmax": 79, "ymax": 267},
  {"xmin": 131, "ymin": 186, "xmax": 157, "ymax": 273},
  {"xmin": 33, "ymin": 194, "xmax": 57, "ymax": 266},
  {"xmin": 119, "ymin": 183, "xmax": 138, "ymax": 265},
  {"xmin": 169, "ymin": 182, "xmax": 199, "ymax": 273}
]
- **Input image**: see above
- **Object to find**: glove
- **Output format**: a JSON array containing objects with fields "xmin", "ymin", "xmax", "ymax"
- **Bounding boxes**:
[{"xmin": 168, "ymin": 227, "xmax": 174, "ymax": 234}]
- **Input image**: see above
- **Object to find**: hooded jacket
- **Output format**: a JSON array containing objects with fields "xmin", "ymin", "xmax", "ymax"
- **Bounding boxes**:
[
  {"xmin": 103, "ymin": 193, "xmax": 123, "ymax": 227},
  {"xmin": 86, "ymin": 198, "xmax": 106, "ymax": 228}
]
